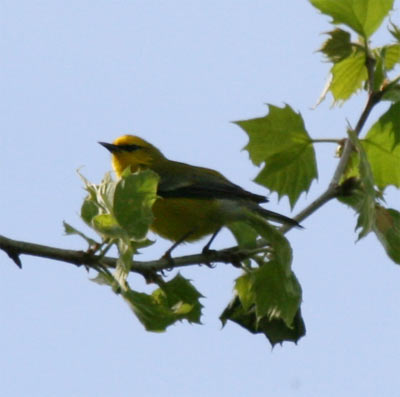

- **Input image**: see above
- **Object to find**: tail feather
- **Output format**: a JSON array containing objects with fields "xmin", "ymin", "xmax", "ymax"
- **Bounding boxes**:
[{"xmin": 253, "ymin": 206, "xmax": 303, "ymax": 228}]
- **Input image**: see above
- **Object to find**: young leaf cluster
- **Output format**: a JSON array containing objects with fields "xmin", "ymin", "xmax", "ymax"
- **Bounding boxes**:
[{"xmin": 66, "ymin": 171, "xmax": 204, "ymax": 332}]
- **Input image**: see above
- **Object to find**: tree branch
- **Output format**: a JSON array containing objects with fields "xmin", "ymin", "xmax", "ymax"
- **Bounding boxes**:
[
  {"xmin": 0, "ymin": 65, "xmax": 387, "ymax": 274},
  {"xmin": 0, "ymin": 233, "xmax": 259, "ymax": 274},
  {"xmin": 0, "ymin": 90, "xmax": 383, "ymax": 273}
]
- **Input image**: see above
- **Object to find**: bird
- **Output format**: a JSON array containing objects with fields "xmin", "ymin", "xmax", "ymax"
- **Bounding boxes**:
[{"xmin": 99, "ymin": 135, "xmax": 301, "ymax": 252}]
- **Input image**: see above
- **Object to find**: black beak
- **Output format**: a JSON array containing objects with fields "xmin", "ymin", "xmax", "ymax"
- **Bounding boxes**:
[{"xmin": 98, "ymin": 142, "xmax": 121, "ymax": 153}]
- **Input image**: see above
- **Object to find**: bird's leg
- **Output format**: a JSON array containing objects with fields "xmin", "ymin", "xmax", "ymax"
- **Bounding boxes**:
[
  {"xmin": 201, "ymin": 228, "xmax": 222, "ymax": 268},
  {"xmin": 202, "ymin": 228, "xmax": 221, "ymax": 254},
  {"xmin": 162, "ymin": 230, "xmax": 194, "ymax": 268}
]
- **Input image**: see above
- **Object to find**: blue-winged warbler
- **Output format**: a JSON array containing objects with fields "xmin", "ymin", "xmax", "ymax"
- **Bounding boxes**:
[{"xmin": 99, "ymin": 135, "xmax": 300, "ymax": 246}]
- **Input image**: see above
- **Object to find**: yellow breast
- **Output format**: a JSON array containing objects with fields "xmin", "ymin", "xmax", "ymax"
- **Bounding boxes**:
[{"xmin": 151, "ymin": 197, "xmax": 225, "ymax": 242}]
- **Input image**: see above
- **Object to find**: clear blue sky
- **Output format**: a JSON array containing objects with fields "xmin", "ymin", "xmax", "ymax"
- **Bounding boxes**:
[{"xmin": 1, "ymin": 1, "xmax": 400, "ymax": 396}]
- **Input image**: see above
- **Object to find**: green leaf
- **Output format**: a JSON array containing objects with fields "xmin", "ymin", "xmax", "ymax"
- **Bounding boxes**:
[
  {"xmin": 220, "ymin": 295, "xmax": 305, "ymax": 346},
  {"xmin": 223, "ymin": 258, "xmax": 303, "ymax": 346},
  {"xmin": 373, "ymin": 206, "xmax": 400, "ymax": 264},
  {"xmin": 130, "ymin": 238, "xmax": 155, "ymax": 251},
  {"xmin": 96, "ymin": 172, "xmax": 117, "ymax": 213},
  {"xmin": 383, "ymin": 44, "xmax": 400, "ymax": 71},
  {"xmin": 92, "ymin": 214, "xmax": 125, "ymax": 238},
  {"xmin": 347, "ymin": 130, "xmax": 376, "ymax": 239},
  {"xmin": 77, "ymin": 169, "xmax": 98, "ymax": 201},
  {"xmin": 373, "ymin": 52, "xmax": 385, "ymax": 92},
  {"xmin": 235, "ymin": 273, "xmax": 255, "ymax": 311},
  {"xmin": 228, "ymin": 222, "xmax": 258, "ymax": 250},
  {"xmin": 81, "ymin": 198, "xmax": 99, "ymax": 225},
  {"xmin": 113, "ymin": 170, "xmax": 159, "ymax": 240},
  {"xmin": 252, "ymin": 261, "xmax": 302, "ymax": 327},
  {"xmin": 309, "ymin": 0, "xmax": 394, "ymax": 38},
  {"xmin": 389, "ymin": 22, "xmax": 400, "ymax": 42},
  {"xmin": 365, "ymin": 101, "xmax": 400, "ymax": 151},
  {"xmin": 63, "ymin": 221, "xmax": 98, "ymax": 246},
  {"xmin": 320, "ymin": 28, "xmax": 353, "ymax": 62},
  {"xmin": 330, "ymin": 51, "xmax": 368, "ymax": 103},
  {"xmin": 116, "ymin": 239, "xmax": 135, "ymax": 276},
  {"xmin": 90, "ymin": 268, "xmax": 116, "ymax": 287},
  {"xmin": 235, "ymin": 105, "xmax": 317, "ymax": 208},
  {"xmin": 245, "ymin": 213, "xmax": 293, "ymax": 267},
  {"xmin": 122, "ymin": 289, "xmax": 178, "ymax": 332},
  {"xmin": 382, "ymin": 84, "xmax": 400, "ymax": 102},
  {"xmin": 337, "ymin": 196, "xmax": 400, "ymax": 265},
  {"xmin": 78, "ymin": 171, "xmax": 117, "ymax": 219},
  {"xmin": 362, "ymin": 103, "xmax": 400, "ymax": 190},
  {"xmin": 122, "ymin": 274, "xmax": 203, "ymax": 331},
  {"xmin": 157, "ymin": 273, "xmax": 203, "ymax": 324}
]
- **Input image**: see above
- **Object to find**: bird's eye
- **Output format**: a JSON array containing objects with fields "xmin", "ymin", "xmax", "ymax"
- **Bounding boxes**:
[{"xmin": 118, "ymin": 144, "xmax": 142, "ymax": 152}]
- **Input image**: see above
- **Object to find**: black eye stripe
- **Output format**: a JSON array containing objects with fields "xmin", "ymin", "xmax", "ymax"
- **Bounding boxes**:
[{"xmin": 118, "ymin": 144, "xmax": 143, "ymax": 152}]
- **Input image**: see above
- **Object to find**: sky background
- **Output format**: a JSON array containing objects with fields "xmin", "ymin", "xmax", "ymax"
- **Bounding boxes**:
[{"xmin": 1, "ymin": 1, "xmax": 400, "ymax": 396}]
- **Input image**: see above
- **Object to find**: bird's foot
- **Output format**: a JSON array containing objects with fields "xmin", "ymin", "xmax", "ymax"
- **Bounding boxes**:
[{"xmin": 201, "ymin": 246, "xmax": 217, "ymax": 268}]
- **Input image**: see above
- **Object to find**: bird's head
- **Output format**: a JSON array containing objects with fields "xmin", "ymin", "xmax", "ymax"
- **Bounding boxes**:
[{"xmin": 99, "ymin": 135, "xmax": 165, "ymax": 177}]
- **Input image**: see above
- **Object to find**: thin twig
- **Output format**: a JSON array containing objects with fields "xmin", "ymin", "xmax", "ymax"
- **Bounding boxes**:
[{"xmin": 311, "ymin": 138, "xmax": 343, "ymax": 144}]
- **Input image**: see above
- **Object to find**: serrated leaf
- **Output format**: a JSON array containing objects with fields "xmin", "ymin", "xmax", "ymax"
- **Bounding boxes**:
[
  {"xmin": 252, "ymin": 260, "xmax": 302, "ymax": 328},
  {"xmin": 122, "ymin": 289, "xmax": 177, "ymax": 332},
  {"xmin": 77, "ymin": 169, "xmax": 98, "ymax": 200},
  {"xmin": 113, "ymin": 170, "xmax": 159, "ymax": 240},
  {"xmin": 341, "ymin": 147, "xmax": 360, "ymax": 182},
  {"xmin": 330, "ymin": 51, "xmax": 368, "ymax": 103},
  {"xmin": 122, "ymin": 274, "xmax": 203, "ymax": 331},
  {"xmin": 225, "ymin": 258, "xmax": 302, "ymax": 345},
  {"xmin": 320, "ymin": 28, "xmax": 353, "ymax": 62},
  {"xmin": 254, "ymin": 143, "xmax": 318, "ymax": 208},
  {"xmin": 389, "ymin": 22, "xmax": 400, "ymax": 42},
  {"xmin": 235, "ymin": 105, "xmax": 317, "ymax": 208},
  {"xmin": 373, "ymin": 206, "xmax": 400, "ymax": 264},
  {"xmin": 220, "ymin": 295, "xmax": 305, "ymax": 346},
  {"xmin": 364, "ymin": 102, "xmax": 400, "ymax": 158},
  {"xmin": 97, "ymin": 174, "xmax": 117, "ymax": 213},
  {"xmin": 309, "ymin": 0, "xmax": 394, "ymax": 38},
  {"xmin": 383, "ymin": 44, "xmax": 400, "ymax": 71},
  {"xmin": 157, "ymin": 273, "xmax": 203, "ymax": 324},
  {"xmin": 336, "ymin": 197, "xmax": 400, "ymax": 265},
  {"xmin": 78, "ymin": 171, "xmax": 117, "ymax": 219},
  {"xmin": 235, "ymin": 273, "xmax": 255, "ymax": 311},
  {"xmin": 244, "ymin": 213, "xmax": 293, "ymax": 267},
  {"xmin": 336, "ymin": 179, "xmax": 365, "ymax": 209},
  {"xmin": 63, "ymin": 221, "xmax": 98, "ymax": 246},
  {"xmin": 347, "ymin": 130, "xmax": 376, "ymax": 238}
]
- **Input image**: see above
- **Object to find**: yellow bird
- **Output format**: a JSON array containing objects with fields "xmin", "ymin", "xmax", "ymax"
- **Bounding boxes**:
[{"xmin": 99, "ymin": 135, "xmax": 300, "ymax": 249}]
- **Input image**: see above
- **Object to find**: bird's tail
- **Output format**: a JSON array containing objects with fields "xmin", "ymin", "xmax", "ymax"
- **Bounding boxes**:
[{"xmin": 253, "ymin": 206, "xmax": 303, "ymax": 228}]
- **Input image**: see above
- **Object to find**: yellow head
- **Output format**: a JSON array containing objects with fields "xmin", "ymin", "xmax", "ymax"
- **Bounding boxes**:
[{"xmin": 99, "ymin": 135, "xmax": 165, "ymax": 177}]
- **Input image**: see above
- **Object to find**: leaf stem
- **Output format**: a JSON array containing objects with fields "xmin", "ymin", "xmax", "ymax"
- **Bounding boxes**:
[
  {"xmin": 311, "ymin": 138, "xmax": 342, "ymax": 144},
  {"xmin": 330, "ymin": 91, "xmax": 381, "ymax": 188}
]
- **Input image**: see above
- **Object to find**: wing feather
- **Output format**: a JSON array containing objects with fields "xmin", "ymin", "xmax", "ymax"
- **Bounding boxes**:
[{"xmin": 155, "ymin": 160, "xmax": 268, "ymax": 203}]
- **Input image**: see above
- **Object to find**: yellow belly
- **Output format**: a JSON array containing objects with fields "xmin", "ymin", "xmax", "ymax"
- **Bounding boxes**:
[{"xmin": 151, "ymin": 198, "xmax": 224, "ymax": 242}]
